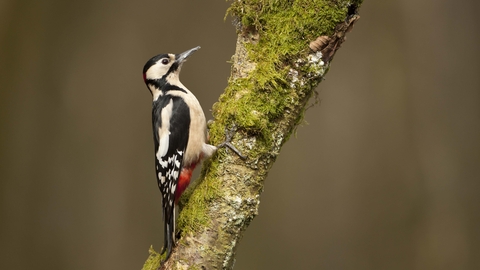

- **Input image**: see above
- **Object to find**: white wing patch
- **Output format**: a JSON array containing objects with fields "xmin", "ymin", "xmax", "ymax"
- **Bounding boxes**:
[{"xmin": 156, "ymin": 99, "xmax": 173, "ymax": 164}]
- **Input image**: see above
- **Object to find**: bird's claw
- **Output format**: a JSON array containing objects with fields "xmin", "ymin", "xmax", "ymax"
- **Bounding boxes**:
[{"xmin": 217, "ymin": 125, "xmax": 247, "ymax": 160}]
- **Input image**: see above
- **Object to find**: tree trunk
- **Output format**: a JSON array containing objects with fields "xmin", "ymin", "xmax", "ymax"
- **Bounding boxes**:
[{"xmin": 143, "ymin": 0, "xmax": 363, "ymax": 269}]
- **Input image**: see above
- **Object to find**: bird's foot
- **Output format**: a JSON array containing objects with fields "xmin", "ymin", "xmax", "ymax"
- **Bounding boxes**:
[{"xmin": 217, "ymin": 125, "xmax": 247, "ymax": 160}]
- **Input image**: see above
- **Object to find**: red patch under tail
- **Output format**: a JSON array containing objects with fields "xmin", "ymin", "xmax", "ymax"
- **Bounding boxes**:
[{"xmin": 175, "ymin": 163, "xmax": 198, "ymax": 203}]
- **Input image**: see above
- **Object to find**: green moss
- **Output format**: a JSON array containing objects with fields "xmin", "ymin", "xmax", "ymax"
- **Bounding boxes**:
[
  {"xmin": 141, "ymin": 246, "xmax": 161, "ymax": 270},
  {"xmin": 211, "ymin": 0, "xmax": 348, "ymax": 151},
  {"xmin": 176, "ymin": 159, "xmax": 223, "ymax": 233}
]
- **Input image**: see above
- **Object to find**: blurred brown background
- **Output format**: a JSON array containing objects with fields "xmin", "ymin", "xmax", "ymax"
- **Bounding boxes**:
[{"xmin": 1, "ymin": 0, "xmax": 479, "ymax": 269}]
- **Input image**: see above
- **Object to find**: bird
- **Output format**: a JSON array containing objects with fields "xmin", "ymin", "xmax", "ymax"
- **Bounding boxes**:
[
  {"xmin": 142, "ymin": 46, "xmax": 217, "ymax": 260},
  {"xmin": 143, "ymin": 46, "xmax": 246, "ymax": 262}
]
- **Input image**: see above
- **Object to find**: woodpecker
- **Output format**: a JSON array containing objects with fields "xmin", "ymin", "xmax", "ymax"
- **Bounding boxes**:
[{"xmin": 142, "ymin": 46, "xmax": 219, "ymax": 261}]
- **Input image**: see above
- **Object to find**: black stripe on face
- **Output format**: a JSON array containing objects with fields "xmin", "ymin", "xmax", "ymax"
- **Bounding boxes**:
[
  {"xmin": 146, "ymin": 76, "xmax": 187, "ymax": 94},
  {"xmin": 145, "ymin": 78, "xmax": 163, "ymax": 89},
  {"xmin": 167, "ymin": 61, "xmax": 180, "ymax": 75},
  {"xmin": 164, "ymin": 83, "xmax": 187, "ymax": 93}
]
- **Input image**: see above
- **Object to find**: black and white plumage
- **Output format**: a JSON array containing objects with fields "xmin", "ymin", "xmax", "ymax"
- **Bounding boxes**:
[{"xmin": 143, "ymin": 46, "xmax": 216, "ymax": 261}]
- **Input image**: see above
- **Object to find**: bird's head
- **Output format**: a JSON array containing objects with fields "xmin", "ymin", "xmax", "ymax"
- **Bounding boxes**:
[{"xmin": 143, "ymin": 46, "xmax": 200, "ymax": 93}]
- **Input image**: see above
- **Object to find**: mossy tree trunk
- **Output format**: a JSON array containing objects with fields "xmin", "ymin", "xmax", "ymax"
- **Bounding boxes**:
[{"xmin": 143, "ymin": 0, "xmax": 363, "ymax": 269}]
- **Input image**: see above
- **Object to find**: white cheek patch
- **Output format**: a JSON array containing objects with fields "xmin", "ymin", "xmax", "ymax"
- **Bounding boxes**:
[{"xmin": 147, "ymin": 60, "xmax": 171, "ymax": 80}]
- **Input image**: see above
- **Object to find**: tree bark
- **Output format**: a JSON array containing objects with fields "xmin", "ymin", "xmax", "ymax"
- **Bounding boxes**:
[{"xmin": 142, "ymin": 1, "xmax": 363, "ymax": 269}]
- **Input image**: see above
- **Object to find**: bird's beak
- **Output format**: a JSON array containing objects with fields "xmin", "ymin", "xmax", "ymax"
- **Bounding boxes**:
[{"xmin": 176, "ymin": 46, "xmax": 201, "ymax": 64}]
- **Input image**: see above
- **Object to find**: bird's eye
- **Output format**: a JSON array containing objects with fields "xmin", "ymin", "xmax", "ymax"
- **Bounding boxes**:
[{"xmin": 161, "ymin": 59, "xmax": 169, "ymax": 65}]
